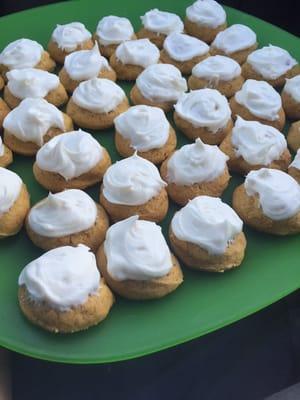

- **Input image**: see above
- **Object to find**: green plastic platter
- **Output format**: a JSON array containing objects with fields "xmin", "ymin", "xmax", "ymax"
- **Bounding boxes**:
[{"xmin": 0, "ymin": 0, "xmax": 299, "ymax": 364}]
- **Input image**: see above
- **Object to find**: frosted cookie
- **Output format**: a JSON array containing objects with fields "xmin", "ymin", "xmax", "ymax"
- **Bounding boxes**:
[
  {"xmin": 160, "ymin": 32, "xmax": 210, "ymax": 75},
  {"xmin": 110, "ymin": 39, "xmax": 160, "ymax": 81},
  {"xmin": 174, "ymin": 88, "xmax": 232, "ymax": 144},
  {"xmin": 0, "ymin": 98, "xmax": 10, "ymax": 129},
  {"xmin": 26, "ymin": 189, "xmax": 109, "ymax": 252},
  {"xmin": 0, "ymin": 76, "xmax": 4, "ymax": 90},
  {"xmin": 4, "ymin": 68, "xmax": 68, "ymax": 109},
  {"xmin": 3, "ymin": 98, "xmax": 73, "ymax": 156},
  {"xmin": 66, "ymin": 78, "xmax": 129, "ymax": 129},
  {"xmin": 59, "ymin": 43, "xmax": 116, "ymax": 93},
  {"xmin": 0, "ymin": 38, "xmax": 55, "ymax": 78},
  {"xmin": 48, "ymin": 22, "xmax": 93, "ymax": 64},
  {"xmin": 33, "ymin": 130, "xmax": 111, "ymax": 192},
  {"xmin": 288, "ymin": 150, "xmax": 300, "ymax": 184},
  {"xmin": 169, "ymin": 196, "xmax": 246, "ymax": 272},
  {"xmin": 114, "ymin": 105, "xmax": 176, "ymax": 164},
  {"xmin": 220, "ymin": 117, "xmax": 291, "ymax": 175},
  {"xmin": 281, "ymin": 75, "xmax": 300, "ymax": 120},
  {"xmin": 130, "ymin": 64, "xmax": 187, "ymax": 112},
  {"xmin": 137, "ymin": 9, "xmax": 184, "ymax": 49},
  {"xmin": 0, "ymin": 136, "xmax": 13, "ymax": 167},
  {"xmin": 229, "ymin": 79, "xmax": 285, "ymax": 130},
  {"xmin": 18, "ymin": 245, "xmax": 114, "ymax": 333},
  {"xmin": 97, "ymin": 216, "xmax": 183, "ymax": 300},
  {"xmin": 0, "ymin": 168, "xmax": 30, "ymax": 238},
  {"xmin": 95, "ymin": 16, "xmax": 136, "ymax": 58},
  {"xmin": 188, "ymin": 55, "xmax": 244, "ymax": 97},
  {"xmin": 242, "ymin": 45, "xmax": 300, "ymax": 87},
  {"xmin": 184, "ymin": 0, "xmax": 227, "ymax": 44},
  {"xmin": 99, "ymin": 153, "xmax": 168, "ymax": 222},
  {"xmin": 210, "ymin": 24, "xmax": 257, "ymax": 64},
  {"xmin": 160, "ymin": 138, "xmax": 229, "ymax": 205},
  {"xmin": 287, "ymin": 121, "xmax": 300, "ymax": 152},
  {"xmin": 233, "ymin": 169, "xmax": 300, "ymax": 235}
]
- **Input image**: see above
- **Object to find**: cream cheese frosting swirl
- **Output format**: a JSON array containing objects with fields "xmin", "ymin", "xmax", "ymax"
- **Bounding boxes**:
[
  {"xmin": 0, "ymin": 38, "xmax": 43, "ymax": 70},
  {"xmin": 18, "ymin": 245, "xmax": 100, "ymax": 310},
  {"xmin": 232, "ymin": 117, "xmax": 287, "ymax": 166},
  {"xmin": 167, "ymin": 138, "xmax": 228, "ymax": 185},
  {"xmin": 51, "ymin": 22, "xmax": 92, "ymax": 52},
  {"xmin": 140, "ymin": 9, "xmax": 184, "ymax": 35},
  {"xmin": 6, "ymin": 68, "xmax": 59, "ymax": 99},
  {"xmin": 211, "ymin": 24, "xmax": 256, "ymax": 54},
  {"xmin": 102, "ymin": 152, "xmax": 166, "ymax": 205},
  {"xmin": 171, "ymin": 195, "xmax": 243, "ymax": 255},
  {"xmin": 104, "ymin": 215, "xmax": 172, "ymax": 281},
  {"xmin": 247, "ymin": 45, "xmax": 297, "ymax": 80},
  {"xmin": 186, "ymin": 0, "xmax": 226, "ymax": 28},
  {"xmin": 192, "ymin": 55, "xmax": 241, "ymax": 81},
  {"xmin": 174, "ymin": 88, "xmax": 231, "ymax": 132},
  {"xmin": 3, "ymin": 98, "xmax": 65, "ymax": 146},
  {"xmin": 283, "ymin": 75, "xmax": 300, "ymax": 103},
  {"xmin": 0, "ymin": 167, "xmax": 22, "ymax": 216},
  {"xmin": 290, "ymin": 150, "xmax": 300, "ymax": 170},
  {"xmin": 96, "ymin": 16, "xmax": 134, "ymax": 46},
  {"xmin": 163, "ymin": 32, "xmax": 209, "ymax": 62},
  {"xmin": 27, "ymin": 189, "xmax": 97, "ymax": 237},
  {"xmin": 136, "ymin": 64, "xmax": 187, "ymax": 102},
  {"xmin": 36, "ymin": 130, "xmax": 103, "ymax": 180},
  {"xmin": 115, "ymin": 39, "xmax": 160, "ymax": 68},
  {"xmin": 244, "ymin": 168, "xmax": 300, "ymax": 220},
  {"xmin": 114, "ymin": 105, "xmax": 169, "ymax": 151},
  {"xmin": 234, "ymin": 79, "xmax": 282, "ymax": 121},
  {"xmin": 64, "ymin": 43, "xmax": 111, "ymax": 81},
  {"xmin": 72, "ymin": 78, "xmax": 126, "ymax": 113}
]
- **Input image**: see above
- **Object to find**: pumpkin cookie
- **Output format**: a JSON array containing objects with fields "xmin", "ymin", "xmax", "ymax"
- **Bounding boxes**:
[
  {"xmin": 0, "ymin": 38, "xmax": 55, "ymax": 78},
  {"xmin": 95, "ymin": 16, "xmax": 136, "ymax": 58},
  {"xmin": 161, "ymin": 138, "xmax": 230, "ymax": 205},
  {"xmin": 114, "ymin": 105, "xmax": 176, "ymax": 164},
  {"xmin": 184, "ymin": 0, "xmax": 227, "ymax": 43},
  {"xmin": 3, "ymin": 98, "xmax": 73, "ymax": 156},
  {"xmin": 66, "ymin": 78, "xmax": 129, "ymax": 129},
  {"xmin": 100, "ymin": 152, "xmax": 168, "ymax": 222},
  {"xmin": 287, "ymin": 120, "xmax": 300, "ymax": 152},
  {"xmin": 59, "ymin": 43, "xmax": 116, "ymax": 93},
  {"xmin": 26, "ymin": 189, "xmax": 109, "ymax": 252},
  {"xmin": 97, "ymin": 216, "xmax": 183, "ymax": 300},
  {"xmin": 4, "ymin": 68, "xmax": 68, "ymax": 109},
  {"xmin": 34, "ymin": 130, "xmax": 111, "ymax": 192},
  {"xmin": 0, "ymin": 168, "xmax": 30, "ymax": 238},
  {"xmin": 160, "ymin": 32, "xmax": 210, "ymax": 75},
  {"xmin": 188, "ymin": 55, "xmax": 244, "ymax": 97},
  {"xmin": 130, "ymin": 64, "xmax": 187, "ymax": 112},
  {"xmin": 210, "ymin": 24, "xmax": 257, "ymax": 64},
  {"xmin": 110, "ymin": 39, "xmax": 159, "ymax": 81},
  {"xmin": 0, "ymin": 136, "xmax": 13, "ymax": 167},
  {"xmin": 233, "ymin": 168, "xmax": 300, "ymax": 235},
  {"xmin": 18, "ymin": 245, "xmax": 114, "ymax": 333},
  {"xmin": 0, "ymin": 98, "xmax": 10, "ymax": 129},
  {"xmin": 242, "ymin": 45, "xmax": 300, "ymax": 87},
  {"xmin": 174, "ymin": 88, "xmax": 233, "ymax": 144},
  {"xmin": 169, "ymin": 196, "xmax": 246, "ymax": 272},
  {"xmin": 137, "ymin": 9, "xmax": 184, "ymax": 49},
  {"xmin": 48, "ymin": 22, "xmax": 93, "ymax": 64},
  {"xmin": 229, "ymin": 79, "xmax": 285, "ymax": 131},
  {"xmin": 281, "ymin": 75, "xmax": 300, "ymax": 120},
  {"xmin": 220, "ymin": 117, "xmax": 291, "ymax": 175}
]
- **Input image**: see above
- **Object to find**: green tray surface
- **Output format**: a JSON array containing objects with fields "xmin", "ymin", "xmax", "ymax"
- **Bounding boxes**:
[{"xmin": 0, "ymin": 0, "xmax": 299, "ymax": 364}]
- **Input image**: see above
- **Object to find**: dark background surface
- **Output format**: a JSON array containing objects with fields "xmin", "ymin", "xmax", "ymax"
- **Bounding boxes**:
[
  {"xmin": 1, "ymin": 0, "xmax": 300, "ymax": 36},
  {"xmin": 1, "ymin": 1, "xmax": 300, "ymax": 399}
]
